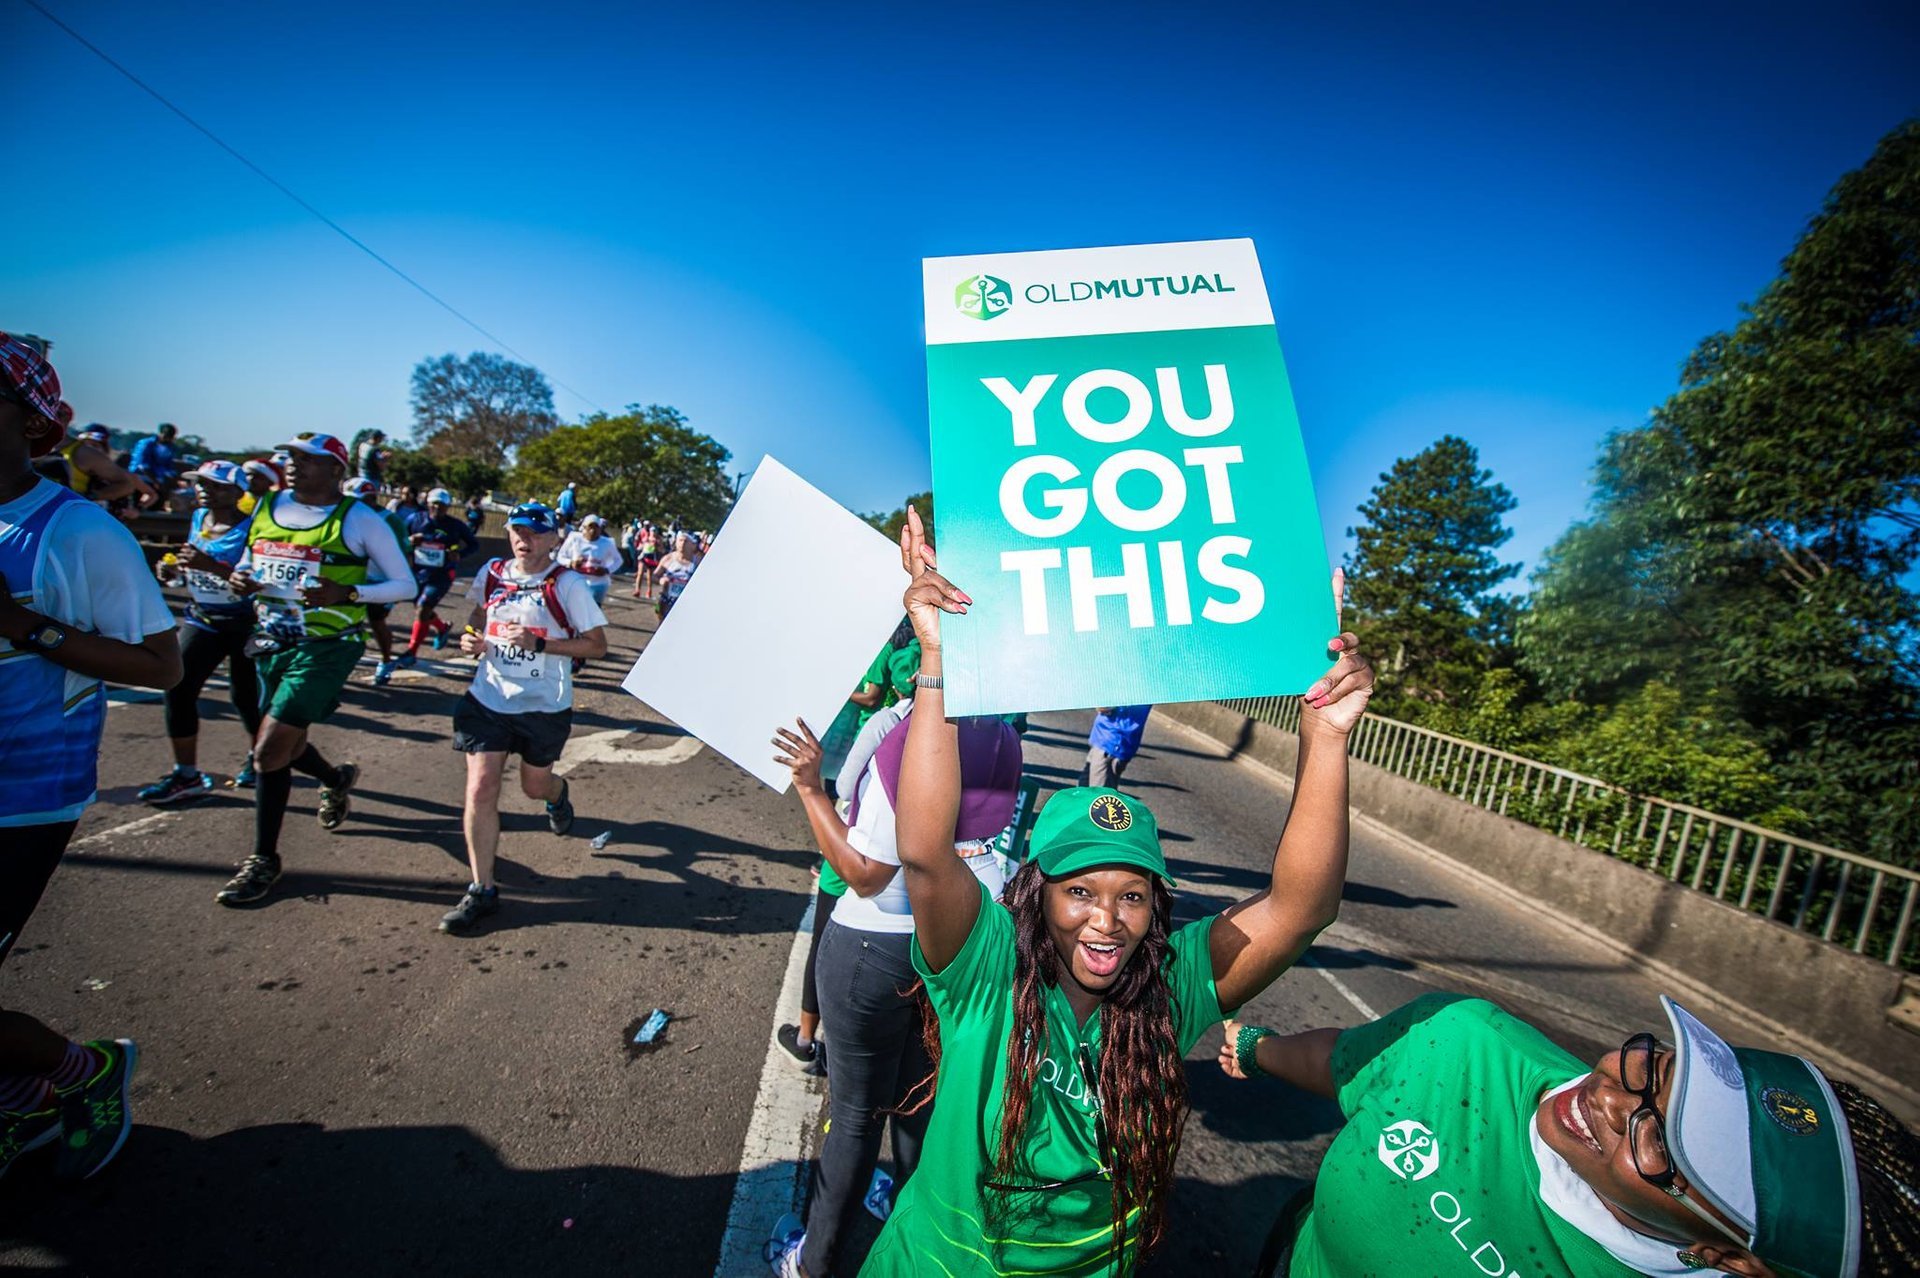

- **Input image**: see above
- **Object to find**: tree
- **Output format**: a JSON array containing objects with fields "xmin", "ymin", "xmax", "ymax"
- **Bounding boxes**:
[
  {"xmin": 1519, "ymin": 120, "xmax": 1920, "ymax": 862},
  {"xmin": 410, "ymin": 352, "xmax": 559, "ymax": 466},
  {"xmin": 509, "ymin": 404, "xmax": 731, "ymax": 530},
  {"xmin": 1345, "ymin": 435, "xmax": 1519, "ymax": 709},
  {"xmin": 383, "ymin": 448, "xmax": 440, "ymax": 491},
  {"xmin": 440, "ymin": 458, "xmax": 504, "ymax": 500},
  {"xmin": 865, "ymin": 491, "xmax": 935, "ymax": 547}
]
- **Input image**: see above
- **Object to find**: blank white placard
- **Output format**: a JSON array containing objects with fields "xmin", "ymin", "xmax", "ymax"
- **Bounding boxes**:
[{"xmin": 621, "ymin": 455, "xmax": 909, "ymax": 791}]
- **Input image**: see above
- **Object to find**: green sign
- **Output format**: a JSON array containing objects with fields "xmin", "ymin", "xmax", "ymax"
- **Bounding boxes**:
[{"xmin": 923, "ymin": 238, "xmax": 1335, "ymax": 716}]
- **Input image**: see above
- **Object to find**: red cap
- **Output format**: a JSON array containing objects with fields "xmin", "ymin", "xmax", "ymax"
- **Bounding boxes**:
[{"xmin": 278, "ymin": 432, "xmax": 351, "ymax": 469}]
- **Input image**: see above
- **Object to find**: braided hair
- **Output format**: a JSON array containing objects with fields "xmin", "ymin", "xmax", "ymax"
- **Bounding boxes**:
[{"xmin": 1834, "ymin": 1079, "xmax": 1920, "ymax": 1277}]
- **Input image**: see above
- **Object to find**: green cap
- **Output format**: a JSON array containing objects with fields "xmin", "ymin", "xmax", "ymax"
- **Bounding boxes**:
[{"xmin": 1028, "ymin": 787, "xmax": 1172, "ymax": 884}]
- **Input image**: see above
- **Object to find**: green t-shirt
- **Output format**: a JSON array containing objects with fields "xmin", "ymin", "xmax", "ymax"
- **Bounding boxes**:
[
  {"xmin": 862, "ymin": 881, "xmax": 1224, "ymax": 1277},
  {"xmin": 854, "ymin": 645, "xmax": 893, "ymax": 729},
  {"xmin": 818, "ymin": 858, "xmax": 848, "ymax": 897},
  {"xmin": 1291, "ymin": 994, "xmax": 1639, "ymax": 1278}
]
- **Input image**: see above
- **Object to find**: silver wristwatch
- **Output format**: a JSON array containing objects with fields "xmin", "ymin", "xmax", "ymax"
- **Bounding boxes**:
[{"xmin": 912, "ymin": 672, "xmax": 943, "ymax": 690}]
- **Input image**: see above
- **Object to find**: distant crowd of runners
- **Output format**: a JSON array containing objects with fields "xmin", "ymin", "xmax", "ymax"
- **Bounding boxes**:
[{"xmin": 4, "ymin": 334, "xmax": 1919, "ymax": 1278}]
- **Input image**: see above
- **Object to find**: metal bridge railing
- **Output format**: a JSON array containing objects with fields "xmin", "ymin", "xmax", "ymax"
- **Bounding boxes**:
[{"xmin": 1218, "ymin": 696, "xmax": 1920, "ymax": 971}]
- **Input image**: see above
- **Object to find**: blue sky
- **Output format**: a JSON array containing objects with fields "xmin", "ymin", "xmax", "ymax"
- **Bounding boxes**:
[{"xmin": 8, "ymin": 1, "xmax": 1916, "ymax": 583}]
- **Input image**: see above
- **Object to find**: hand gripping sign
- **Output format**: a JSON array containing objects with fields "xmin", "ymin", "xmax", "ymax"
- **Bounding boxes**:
[{"xmin": 924, "ymin": 238, "xmax": 1336, "ymax": 715}]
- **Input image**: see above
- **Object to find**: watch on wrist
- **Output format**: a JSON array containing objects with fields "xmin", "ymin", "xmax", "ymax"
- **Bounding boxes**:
[
  {"xmin": 346, "ymin": 587, "xmax": 361, "ymax": 604},
  {"xmin": 912, "ymin": 672, "xmax": 943, "ymax": 690},
  {"xmin": 532, "ymin": 635, "xmax": 547, "ymax": 654},
  {"xmin": 20, "ymin": 621, "xmax": 68, "ymax": 654}
]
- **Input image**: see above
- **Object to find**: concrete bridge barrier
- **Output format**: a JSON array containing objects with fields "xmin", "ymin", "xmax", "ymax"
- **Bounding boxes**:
[{"xmin": 1159, "ymin": 700, "xmax": 1920, "ymax": 1101}]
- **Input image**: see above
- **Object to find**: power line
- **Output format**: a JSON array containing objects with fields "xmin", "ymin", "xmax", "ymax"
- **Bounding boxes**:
[{"xmin": 22, "ymin": 0, "xmax": 607, "ymax": 415}]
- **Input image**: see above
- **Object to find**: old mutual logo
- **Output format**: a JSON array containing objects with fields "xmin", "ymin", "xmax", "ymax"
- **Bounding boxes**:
[
  {"xmin": 956, "ymin": 274, "xmax": 1012, "ymax": 321},
  {"xmin": 1377, "ymin": 1119, "xmax": 1441, "ymax": 1181}
]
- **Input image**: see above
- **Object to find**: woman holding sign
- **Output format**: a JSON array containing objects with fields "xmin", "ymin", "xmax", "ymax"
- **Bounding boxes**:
[{"xmin": 853, "ymin": 508, "xmax": 1370, "ymax": 1278}]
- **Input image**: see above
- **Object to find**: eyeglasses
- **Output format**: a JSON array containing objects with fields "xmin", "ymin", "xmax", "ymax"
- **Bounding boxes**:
[
  {"xmin": 1619, "ymin": 1033, "xmax": 1749, "ymax": 1248},
  {"xmin": 983, "ymin": 1043, "xmax": 1110, "ymax": 1195}
]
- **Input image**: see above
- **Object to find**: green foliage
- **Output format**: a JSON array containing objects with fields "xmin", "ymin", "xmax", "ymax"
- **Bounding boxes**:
[
  {"xmin": 410, "ymin": 352, "xmax": 558, "ymax": 466},
  {"xmin": 865, "ymin": 491, "xmax": 935, "ymax": 547},
  {"xmin": 509, "ymin": 404, "xmax": 731, "ymax": 530},
  {"xmin": 1346, "ymin": 435, "xmax": 1518, "ymax": 711},
  {"xmin": 383, "ymin": 448, "xmax": 440, "ymax": 491},
  {"xmin": 439, "ymin": 458, "xmax": 504, "ymax": 500},
  {"xmin": 1516, "ymin": 121, "xmax": 1920, "ymax": 864}
]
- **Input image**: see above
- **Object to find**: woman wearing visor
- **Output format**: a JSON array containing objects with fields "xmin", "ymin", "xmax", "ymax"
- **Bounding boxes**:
[{"xmin": 1222, "ymin": 993, "xmax": 1919, "ymax": 1277}]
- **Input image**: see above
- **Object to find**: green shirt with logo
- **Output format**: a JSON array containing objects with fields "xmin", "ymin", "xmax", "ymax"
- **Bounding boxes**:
[
  {"xmin": 1292, "ymin": 994, "xmax": 1640, "ymax": 1278},
  {"xmin": 862, "ymin": 879, "xmax": 1224, "ymax": 1277}
]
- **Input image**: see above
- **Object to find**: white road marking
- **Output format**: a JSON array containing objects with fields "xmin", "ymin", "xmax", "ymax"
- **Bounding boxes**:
[
  {"xmin": 70, "ymin": 810, "xmax": 177, "ymax": 848},
  {"xmin": 1302, "ymin": 957, "xmax": 1379, "ymax": 1021},
  {"xmin": 714, "ymin": 895, "xmax": 822, "ymax": 1277},
  {"xmin": 554, "ymin": 728, "xmax": 704, "ymax": 776}
]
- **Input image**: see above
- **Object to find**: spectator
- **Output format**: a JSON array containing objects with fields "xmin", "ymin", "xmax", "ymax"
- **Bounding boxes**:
[
  {"xmin": 129, "ymin": 422, "xmax": 180, "ymax": 491},
  {"xmin": 354, "ymin": 429, "xmax": 389, "ymax": 483}
]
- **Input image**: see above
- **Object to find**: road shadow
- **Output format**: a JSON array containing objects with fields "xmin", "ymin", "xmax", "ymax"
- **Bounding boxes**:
[
  {"xmin": 1342, "ymin": 881, "xmax": 1457, "ymax": 911},
  {"xmin": 0, "ymin": 1121, "xmax": 737, "ymax": 1277}
]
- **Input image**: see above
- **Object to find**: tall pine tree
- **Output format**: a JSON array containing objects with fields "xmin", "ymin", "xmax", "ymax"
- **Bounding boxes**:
[{"xmin": 1346, "ymin": 435, "xmax": 1519, "ymax": 708}]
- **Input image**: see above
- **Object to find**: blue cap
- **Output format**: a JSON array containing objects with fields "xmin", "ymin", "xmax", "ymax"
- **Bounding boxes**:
[{"xmin": 507, "ymin": 502, "xmax": 558, "ymax": 533}]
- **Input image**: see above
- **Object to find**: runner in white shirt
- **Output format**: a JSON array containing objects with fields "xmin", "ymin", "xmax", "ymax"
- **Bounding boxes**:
[
  {"xmin": 441, "ymin": 501, "xmax": 608, "ymax": 933},
  {"xmin": 556, "ymin": 514, "xmax": 623, "ymax": 609}
]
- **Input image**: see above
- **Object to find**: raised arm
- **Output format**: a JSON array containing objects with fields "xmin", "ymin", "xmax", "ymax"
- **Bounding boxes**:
[
  {"xmin": 773, "ymin": 718, "xmax": 896, "ymax": 898},
  {"xmin": 892, "ymin": 506, "xmax": 982, "ymax": 972},
  {"xmin": 1209, "ymin": 571, "xmax": 1373, "ymax": 1011}
]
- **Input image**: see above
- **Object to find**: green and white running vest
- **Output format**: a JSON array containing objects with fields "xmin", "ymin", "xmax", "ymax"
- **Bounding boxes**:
[{"xmin": 246, "ymin": 495, "xmax": 371, "ymax": 644}]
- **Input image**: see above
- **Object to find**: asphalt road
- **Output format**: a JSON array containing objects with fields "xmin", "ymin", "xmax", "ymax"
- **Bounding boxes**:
[{"xmin": 0, "ymin": 586, "xmax": 1887, "ymax": 1276}]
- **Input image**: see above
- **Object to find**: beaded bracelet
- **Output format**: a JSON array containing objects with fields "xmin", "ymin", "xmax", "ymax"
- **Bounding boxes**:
[{"xmin": 1236, "ymin": 1024, "xmax": 1275, "ymax": 1078}]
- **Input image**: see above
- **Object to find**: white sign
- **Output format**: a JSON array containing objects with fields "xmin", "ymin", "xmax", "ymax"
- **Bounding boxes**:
[{"xmin": 621, "ymin": 456, "xmax": 908, "ymax": 791}]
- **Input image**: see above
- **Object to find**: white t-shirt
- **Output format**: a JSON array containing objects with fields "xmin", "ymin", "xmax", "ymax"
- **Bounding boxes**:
[
  {"xmin": 558, "ymin": 532, "xmax": 624, "ymax": 577},
  {"xmin": 1, "ymin": 479, "xmax": 175, "ymax": 825},
  {"xmin": 830, "ymin": 701, "xmax": 1008, "ymax": 934},
  {"xmin": 463, "ymin": 562, "xmax": 608, "ymax": 715},
  {"xmin": 235, "ymin": 495, "xmax": 417, "ymax": 605}
]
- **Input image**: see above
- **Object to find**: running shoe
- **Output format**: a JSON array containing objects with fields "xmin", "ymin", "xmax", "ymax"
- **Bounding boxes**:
[
  {"xmin": 546, "ymin": 778, "xmax": 574, "ymax": 836},
  {"xmin": 215, "ymin": 853, "xmax": 282, "ymax": 907},
  {"xmin": 775, "ymin": 1024, "xmax": 825, "ymax": 1076},
  {"xmin": 232, "ymin": 754, "xmax": 258, "ymax": 788},
  {"xmin": 438, "ymin": 884, "xmax": 500, "ymax": 934},
  {"xmin": 763, "ymin": 1214, "xmax": 805, "ymax": 1278},
  {"xmin": 864, "ymin": 1167, "xmax": 895, "ymax": 1222},
  {"xmin": 54, "ymin": 1038, "xmax": 137, "ymax": 1182},
  {"xmin": 136, "ymin": 768, "xmax": 213, "ymax": 806},
  {"xmin": 317, "ymin": 763, "xmax": 359, "ymax": 831},
  {"xmin": 0, "ymin": 1106, "xmax": 60, "ymax": 1182},
  {"xmin": 394, "ymin": 651, "xmax": 418, "ymax": 670},
  {"xmin": 373, "ymin": 660, "xmax": 396, "ymax": 686},
  {"xmin": 431, "ymin": 624, "xmax": 450, "ymax": 651}
]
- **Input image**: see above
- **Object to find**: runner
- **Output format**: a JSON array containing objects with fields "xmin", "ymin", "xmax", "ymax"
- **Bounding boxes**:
[
  {"xmin": 653, "ymin": 531, "xmax": 699, "ymax": 620},
  {"xmin": 0, "ymin": 332, "xmax": 178, "ymax": 1182},
  {"xmin": 463, "ymin": 494, "xmax": 485, "ymax": 537},
  {"xmin": 238, "ymin": 457, "xmax": 282, "ymax": 518},
  {"xmin": 630, "ymin": 519, "xmax": 662, "ymax": 600},
  {"xmin": 554, "ymin": 481, "xmax": 579, "ymax": 530},
  {"xmin": 396, "ymin": 486, "xmax": 478, "ymax": 668},
  {"xmin": 214, "ymin": 431, "xmax": 416, "ymax": 908},
  {"xmin": 853, "ymin": 509, "xmax": 1372, "ymax": 1278},
  {"xmin": 51, "ymin": 413, "xmax": 147, "ymax": 507},
  {"xmin": 441, "ymin": 501, "xmax": 608, "ymax": 933},
  {"xmin": 354, "ymin": 428, "xmax": 389, "ymax": 482},
  {"xmin": 138, "ymin": 461, "xmax": 264, "ymax": 802},
  {"xmin": 1219, "ymin": 994, "xmax": 1920, "ymax": 1278},
  {"xmin": 342, "ymin": 477, "xmax": 410, "ymax": 687},
  {"xmin": 1081, "ymin": 705, "xmax": 1152, "ymax": 789},
  {"xmin": 557, "ymin": 513, "xmax": 622, "ymax": 609}
]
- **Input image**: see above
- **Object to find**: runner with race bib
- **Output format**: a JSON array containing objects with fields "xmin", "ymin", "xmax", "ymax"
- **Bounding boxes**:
[
  {"xmin": 139, "ymin": 461, "xmax": 264, "ymax": 803},
  {"xmin": 557, "ymin": 513, "xmax": 623, "ymax": 609},
  {"xmin": 216, "ymin": 432, "xmax": 416, "ymax": 908},
  {"xmin": 441, "ymin": 501, "xmax": 608, "ymax": 934},
  {"xmin": 397, "ymin": 485, "xmax": 478, "ymax": 667}
]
